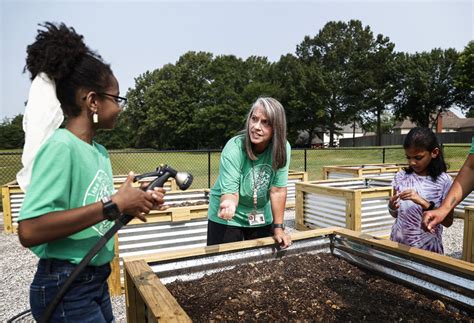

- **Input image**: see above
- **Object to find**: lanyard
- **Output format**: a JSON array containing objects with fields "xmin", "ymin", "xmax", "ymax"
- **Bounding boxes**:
[{"xmin": 251, "ymin": 161, "xmax": 264, "ymax": 213}]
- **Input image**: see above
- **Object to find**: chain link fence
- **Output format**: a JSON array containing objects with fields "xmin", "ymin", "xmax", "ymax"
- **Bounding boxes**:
[{"xmin": 1, "ymin": 144, "xmax": 471, "ymax": 211}]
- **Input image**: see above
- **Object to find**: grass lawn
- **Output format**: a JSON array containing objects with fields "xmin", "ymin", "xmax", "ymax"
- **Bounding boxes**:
[{"xmin": 1, "ymin": 144, "xmax": 470, "ymax": 211}]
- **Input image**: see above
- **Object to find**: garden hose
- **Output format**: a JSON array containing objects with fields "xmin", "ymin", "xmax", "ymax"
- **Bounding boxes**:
[{"xmin": 7, "ymin": 165, "xmax": 192, "ymax": 323}]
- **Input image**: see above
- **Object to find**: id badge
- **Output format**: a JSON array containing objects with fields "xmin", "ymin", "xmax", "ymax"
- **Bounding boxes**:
[{"xmin": 248, "ymin": 210, "xmax": 265, "ymax": 226}]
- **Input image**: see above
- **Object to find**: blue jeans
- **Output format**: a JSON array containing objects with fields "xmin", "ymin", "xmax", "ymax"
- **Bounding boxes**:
[{"xmin": 30, "ymin": 259, "xmax": 114, "ymax": 323}]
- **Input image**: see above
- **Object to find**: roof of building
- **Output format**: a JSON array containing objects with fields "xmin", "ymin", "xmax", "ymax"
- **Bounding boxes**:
[{"xmin": 393, "ymin": 111, "xmax": 474, "ymax": 130}]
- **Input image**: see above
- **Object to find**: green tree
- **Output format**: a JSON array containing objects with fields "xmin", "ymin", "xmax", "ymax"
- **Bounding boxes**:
[
  {"xmin": 194, "ymin": 54, "xmax": 249, "ymax": 148},
  {"xmin": 124, "ymin": 52, "xmax": 278, "ymax": 149},
  {"xmin": 273, "ymin": 53, "xmax": 322, "ymax": 146},
  {"xmin": 454, "ymin": 41, "xmax": 474, "ymax": 114},
  {"xmin": 295, "ymin": 20, "xmax": 378, "ymax": 147},
  {"xmin": 0, "ymin": 114, "xmax": 24, "ymax": 149},
  {"xmin": 393, "ymin": 48, "xmax": 459, "ymax": 128},
  {"xmin": 94, "ymin": 114, "xmax": 131, "ymax": 149},
  {"xmin": 124, "ymin": 52, "xmax": 214, "ymax": 149},
  {"xmin": 351, "ymin": 34, "xmax": 398, "ymax": 145}
]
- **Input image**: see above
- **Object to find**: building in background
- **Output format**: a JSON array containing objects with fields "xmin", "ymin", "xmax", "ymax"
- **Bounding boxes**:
[{"xmin": 393, "ymin": 111, "xmax": 474, "ymax": 135}]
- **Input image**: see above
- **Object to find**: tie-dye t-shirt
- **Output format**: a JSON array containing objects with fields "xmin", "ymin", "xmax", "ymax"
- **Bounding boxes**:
[{"xmin": 390, "ymin": 170, "xmax": 452, "ymax": 254}]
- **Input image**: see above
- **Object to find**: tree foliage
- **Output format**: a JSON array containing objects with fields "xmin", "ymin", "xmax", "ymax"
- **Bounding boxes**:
[
  {"xmin": 294, "ymin": 20, "xmax": 395, "ymax": 147},
  {"xmin": 2, "ymin": 20, "xmax": 470, "ymax": 150},
  {"xmin": 454, "ymin": 41, "xmax": 474, "ymax": 113},
  {"xmin": 123, "ymin": 51, "xmax": 278, "ymax": 149},
  {"xmin": 393, "ymin": 48, "xmax": 459, "ymax": 128},
  {"xmin": 0, "ymin": 114, "xmax": 24, "ymax": 149}
]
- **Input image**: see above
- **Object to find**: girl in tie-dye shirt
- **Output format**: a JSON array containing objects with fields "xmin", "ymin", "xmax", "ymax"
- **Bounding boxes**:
[{"xmin": 388, "ymin": 127, "xmax": 453, "ymax": 254}]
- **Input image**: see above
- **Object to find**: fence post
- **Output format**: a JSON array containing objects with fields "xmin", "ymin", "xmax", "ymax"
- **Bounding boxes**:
[
  {"xmin": 382, "ymin": 148, "xmax": 386, "ymax": 163},
  {"xmin": 304, "ymin": 149, "xmax": 307, "ymax": 172},
  {"xmin": 208, "ymin": 150, "xmax": 211, "ymax": 188}
]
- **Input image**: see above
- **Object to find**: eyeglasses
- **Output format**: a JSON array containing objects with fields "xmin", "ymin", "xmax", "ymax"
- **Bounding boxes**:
[
  {"xmin": 98, "ymin": 93, "xmax": 127, "ymax": 108},
  {"xmin": 81, "ymin": 92, "xmax": 128, "ymax": 108}
]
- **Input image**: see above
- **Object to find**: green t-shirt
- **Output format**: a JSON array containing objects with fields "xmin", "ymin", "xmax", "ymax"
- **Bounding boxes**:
[
  {"xmin": 18, "ymin": 129, "xmax": 115, "ymax": 266},
  {"xmin": 208, "ymin": 135, "xmax": 291, "ymax": 227},
  {"xmin": 470, "ymin": 137, "xmax": 474, "ymax": 154}
]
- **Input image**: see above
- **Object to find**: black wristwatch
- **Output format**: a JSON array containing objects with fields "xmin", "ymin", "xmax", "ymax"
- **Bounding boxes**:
[
  {"xmin": 101, "ymin": 196, "xmax": 121, "ymax": 221},
  {"xmin": 272, "ymin": 223, "xmax": 285, "ymax": 230},
  {"xmin": 423, "ymin": 201, "xmax": 435, "ymax": 211}
]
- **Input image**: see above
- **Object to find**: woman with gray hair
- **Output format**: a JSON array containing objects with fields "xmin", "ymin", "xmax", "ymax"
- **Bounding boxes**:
[{"xmin": 207, "ymin": 97, "xmax": 292, "ymax": 248}]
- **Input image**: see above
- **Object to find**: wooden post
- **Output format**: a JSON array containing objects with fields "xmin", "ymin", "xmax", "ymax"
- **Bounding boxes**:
[
  {"xmin": 124, "ymin": 260, "xmax": 191, "ymax": 322},
  {"xmin": 323, "ymin": 167, "xmax": 329, "ymax": 180},
  {"xmin": 2, "ymin": 185, "xmax": 13, "ymax": 233},
  {"xmin": 352, "ymin": 191, "xmax": 362, "ymax": 231},
  {"xmin": 108, "ymin": 233, "xmax": 122, "ymax": 296},
  {"xmin": 295, "ymin": 183, "xmax": 306, "ymax": 231},
  {"xmin": 125, "ymin": 262, "xmax": 145, "ymax": 323},
  {"xmin": 462, "ymin": 207, "xmax": 474, "ymax": 263}
]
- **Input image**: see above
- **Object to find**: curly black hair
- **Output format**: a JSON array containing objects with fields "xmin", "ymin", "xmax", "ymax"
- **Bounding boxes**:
[
  {"xmin": 25, "ymin": 22, "xmax": 113, "ymax": 117},
  {"xmin": 403, "ymin": 127, "xmax": 448, "ymax": 181}
]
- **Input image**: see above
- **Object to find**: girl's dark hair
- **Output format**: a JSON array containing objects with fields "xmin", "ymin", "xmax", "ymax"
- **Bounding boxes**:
[
  {"xmin": 403, "ymin": 127, "xmax": 447, "ymax": 181},
  {"xmin": 25, "ymin": 22, "xmax": 113, "ymax": 117}
]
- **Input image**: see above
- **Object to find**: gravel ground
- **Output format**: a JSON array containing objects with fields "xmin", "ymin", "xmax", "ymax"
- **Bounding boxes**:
[{"xmin": 0, "ymin": 211, "xmax": 465, "ymax": 322}]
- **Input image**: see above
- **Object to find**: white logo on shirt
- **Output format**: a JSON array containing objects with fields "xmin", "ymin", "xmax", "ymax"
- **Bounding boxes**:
[{"xmin": 243, "ymin": 164, "xmax": 273, "ymax": 198}]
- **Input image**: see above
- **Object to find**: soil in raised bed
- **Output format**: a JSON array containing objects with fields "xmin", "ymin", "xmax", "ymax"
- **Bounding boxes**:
[{"xmin": 166, "ymin": 253, "xmax": 473, "ymax": 322}]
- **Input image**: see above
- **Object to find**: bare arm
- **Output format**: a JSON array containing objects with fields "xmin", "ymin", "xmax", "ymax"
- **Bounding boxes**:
[
  {"xmin": 423, "ymin": 154, "xmax": 474, "ymax": 232},
  {"xmin": 270, "ymin": 186, "xmax": 286, "ymax": 225},
  {"xmin": 441, "ymin": 154, "xmax": 474, "ymax": 211},
  {"xmin": 19, "ymin": 202, "xmax": 108, "ymax": 247},
  {"xmin": 270, "ymin": 186, "xmax": 291, "ymax": 248},
  {"xmin": 18, "ymin": 173, "xmax": 164, "ymax": 247}
]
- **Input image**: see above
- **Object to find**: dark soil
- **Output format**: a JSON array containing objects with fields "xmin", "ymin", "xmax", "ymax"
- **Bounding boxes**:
[{"xmin": 167, "ymin": 253, "xmax": 473, "ymax": 322}]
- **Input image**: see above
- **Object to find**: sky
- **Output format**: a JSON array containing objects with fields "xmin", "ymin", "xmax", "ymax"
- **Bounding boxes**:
[{"xmin": 1, "ymin": 0, "xmax": 473, "ymax": 120}]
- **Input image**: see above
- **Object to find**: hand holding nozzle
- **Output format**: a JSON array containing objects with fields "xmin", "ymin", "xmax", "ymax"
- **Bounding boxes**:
[
  {"xmin": 118, "ymin": 165, "xmax": 193, "ymax": 225},
  {"xmin": 112, "ymin": 172, "xmax": 166, "ymax": 222}
]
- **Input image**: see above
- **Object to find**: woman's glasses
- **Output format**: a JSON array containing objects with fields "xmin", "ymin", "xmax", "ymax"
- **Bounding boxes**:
[
  {"xmin": 98, "ymin": 93, "xmax": 127, "ymax": 108},
  {"xmin": 81, "ymin": 93, "xmax": 128, "ymax": 108}
]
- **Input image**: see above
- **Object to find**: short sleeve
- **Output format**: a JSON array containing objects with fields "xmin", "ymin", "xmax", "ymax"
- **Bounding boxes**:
[
  {"xmin": 470, "ymin": 137, "xmax": 474, "ymax": 154},
  {"xmin": 19, "ymin": 141, "xmax": 73, "ymax": 221},
  {"xmin": 272, "ymin": 141, "xmax": 291, "ymax": 187},
  {"xmin": 219, "ymin": 138, "xmax": 244, "ymax": 194},
  {"xmin": 391, "ymin": 170, "xmax": 406, "ymax": 192}
]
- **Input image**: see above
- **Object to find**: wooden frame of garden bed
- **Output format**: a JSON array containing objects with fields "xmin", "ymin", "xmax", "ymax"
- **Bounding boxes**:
[
  {"xmin": 108, "ymin": 188, "xmax": 211, "ymax": 296},
  {"xmin": 295, "ymin": 178, "xmax": 395, "ymax": 237},
  {"xmin": 2, "ymin": 171, "xmax": 307, "ymax": 233},
  {"xmin": 286, "ymin": 170, "xmax": 308, "ymax": 208},
  {"xmin": 2, "ymin": 171, "xmax": 307, "ymax": 296},
  {"xmin": 323, "ymin": 163, "xmax": 406, "ymax": 180},
  {"xmin": 123, "ymin": 228, "xmax": 474, "ymax": 322},
  {"xmin": 109, "ymin": 170, "xmax": 308, "ymax": 295},
  {"xmin": 1, "ymin": 177, "xmax": 176, "ymax": 233}
]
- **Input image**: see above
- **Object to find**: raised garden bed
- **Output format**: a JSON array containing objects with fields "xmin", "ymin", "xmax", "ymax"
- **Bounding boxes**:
[
  {"xmin": 123, "ymin": 228, "xmax": 474, "ymax": 322},
  {"xmin": 295, "ymin": 178, "xmax": 394, "ymax": 237},
  {"xmin": 167, "ymin": 252, "xmax": 472, "ymax": 321},
  {"xmin": 1, "ymin": 176, "xmax": 176, "ymax": 233},
  {"xmin": 323, "ymin": 163, "xmax": 406, "ymax": 180},
  {"xmin": 2, "ymin": 171, "xmax": 307, "ymax": 233}
]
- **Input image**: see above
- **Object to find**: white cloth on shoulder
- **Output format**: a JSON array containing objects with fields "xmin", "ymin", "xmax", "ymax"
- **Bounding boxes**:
[{"xmin": 16, "ymin": 72, "xmax": 64, "ymax": 192}]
